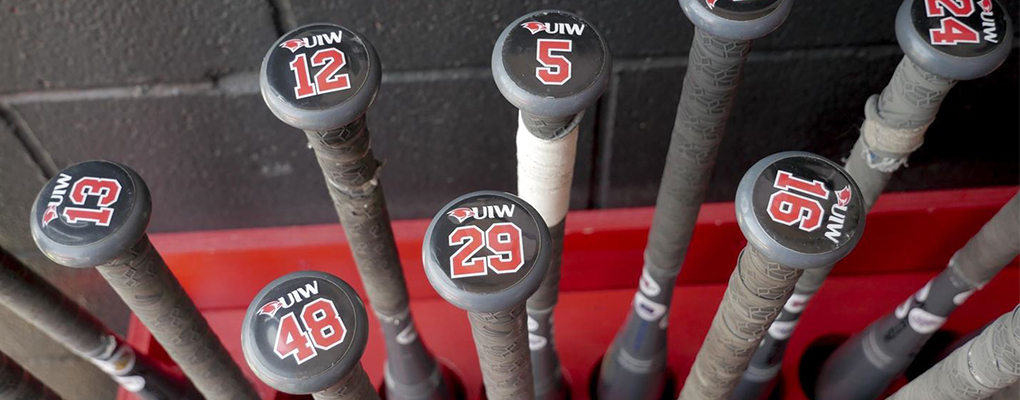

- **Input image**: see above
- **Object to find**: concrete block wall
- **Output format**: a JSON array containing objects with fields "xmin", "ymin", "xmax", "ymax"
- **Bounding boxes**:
[{"xmin": 0, "ymin": 1, "xmax": 1017, "ymax": 398}]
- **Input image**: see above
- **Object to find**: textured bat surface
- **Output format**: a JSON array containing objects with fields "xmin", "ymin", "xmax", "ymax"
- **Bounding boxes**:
[
  {"xmin": 679, "ymin": 246, "xmax": 802, "ymax": 400},
  {"xmin": 306, "ymin": 115, "xmax": 445, "ymax": 398},
  {"xmin": 600, "ymin": 28, "xmax": 751, "ymax": 400},
  {"xmin": 97, "ymin": 236, "xmax": 256, "ymax": 400},
  {"xmin": 313, "ymin": 363, "xmax": 380, "ymax": 400},
  {"xmin": 468, "ymin": 305, "xmax": 534, "ymax": 400},
  {"xmin": 0, "ymin": 352, "xmax": 63, "ymax": 400},
  {"xmin": 887, "ymin": 306, "xmax": 1020, "ymax": 400}
]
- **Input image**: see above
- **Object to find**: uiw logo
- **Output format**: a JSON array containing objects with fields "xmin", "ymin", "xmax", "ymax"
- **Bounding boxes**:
[
  {"xmin": 447, "ymin": 204, "xmax": 516, "ymax": 223},
  {"xmin": 520, "ymin": 21, "xmax": 585, "ymax": 36},
  {"xmin": 257, "ymin": 280, "xmax": 320, "ymax": 318},
  {"xmin": 279, "ymin": 30, "xmax": 343, "ymax": 53}
]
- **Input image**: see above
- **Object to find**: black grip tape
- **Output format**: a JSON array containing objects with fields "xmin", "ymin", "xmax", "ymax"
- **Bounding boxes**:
[{"xmin": 97, "ymin": 236, "xmax": 256, "ymax": 400}]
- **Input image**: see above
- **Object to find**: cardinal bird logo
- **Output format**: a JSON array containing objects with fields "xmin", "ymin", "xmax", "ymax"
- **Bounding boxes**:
[
  {"xmin": 41, "ymin": 205, "xmax": 59, "ymax": 227},
  {"xmin": 521, "ymin": 21, "xmax": 547, "ymax": 34},
  {"xmin": 836, "ymin": 186, "xmax": 852, "ymax": 208},
  {"xmin": 447, "ymin": 208, "xmax": 476, "ymax": 223},
  {"xmin": 706, "ymin": 0, "xmax": 718, "ymax": 9},
  {"xmin": 257, "ymin": 300, "xmax": 284, "ymax": 318},
  {"xmin": 978, "ymin": 0, "xmax": 993, "ymax": 12},
  {"xmin": 279, "ymin": 39, "xmax": 306, "ymax": 53}
]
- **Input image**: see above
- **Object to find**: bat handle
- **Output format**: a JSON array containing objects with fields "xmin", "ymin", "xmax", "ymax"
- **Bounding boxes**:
[
  {"xmin": 468, "ymin": 304, "xmax": 534, "ymax": 400},
  {"xmin": 844, "ymin": 56, "xmax": 957, "ymax": 209},
  {"xmin": 678, "ymin": 246, "xmax": 802, "ymax": 400},
  {"xmin": 0, "ymin": 351, "xmax": 63, "ymax": 400},
  {"xmin": 97, "ymin": 235, "xmax": 257, "ymax": 400},
  {"xmin": 887, "ymin": 305, "xmax": 1020, "ymax": 400},
  {"xmin": 313, "ymin": 363, "xmax": 381, "ymax": 400}
]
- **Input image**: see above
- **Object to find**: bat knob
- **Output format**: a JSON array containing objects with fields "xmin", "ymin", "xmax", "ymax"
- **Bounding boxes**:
[
  {"xmin": 896, "ymin": 0, "xmax": 1012, "ymax": 80},
  {"xmin": 422, "ymin": 191, "xmax": 551, "ymax": 313},
  {"xmin": 30, "ymin": 160, "xmax": 151, "ymax": 269},
  {"xmin": 491, "ymin": 10, "xmax": 611, "ymax": 118},
  {"xmin": 679, "ymin": 0, "xmax": 793, "ymax": 41},
  {"xmin": 241, "ymin": 271, "xmax": 369, "ymax": 394},
  {"xmin": 260, "ymin": 23, "xmax": 382, "ymax": 132},
  {"xmin": 734, "ymin": 151, "xmax": 865, "ymax": 270}
]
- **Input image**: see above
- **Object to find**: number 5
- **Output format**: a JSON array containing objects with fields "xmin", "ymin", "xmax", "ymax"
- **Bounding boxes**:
[{"xmin": 536, "ymin": 39, "xmax": 572, "ymax": 85}]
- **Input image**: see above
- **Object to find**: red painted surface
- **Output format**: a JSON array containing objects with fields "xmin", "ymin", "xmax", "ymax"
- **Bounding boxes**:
[{"xmin": 121, "ymin": 187, "xmax": 1019, "ymax": 400}]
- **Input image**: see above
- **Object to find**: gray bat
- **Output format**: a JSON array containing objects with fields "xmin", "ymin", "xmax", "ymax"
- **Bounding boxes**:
[
  {"xmin": 491, "ymin": 9, "xmax": 611, "ymax": 400},
  {"xmin": 597, "ymin": 1, "xmax": 793, "ymax": 399},
  {"xmin": 241, "ymin": 270, "xmax": 378, "ymax": 400},
  {"xmin": 260, "ymin": 23, "xmax": 451, "ymax": 400},
  {"xmin": 422, "ymin": 191, "xmax": 552, "ymax": 400},
  {"xmin": 0, "ymin": 350, "xmax": 63, "ymax": 400},
  {"xmin": 733, "ymin": 1, "xmax": 1014, "ymax": 398},
  {"xmin": 30, "ymin": 160, "xmax": 258, "ymax": 400},
  {"xmin": 679, "ymin": 152, "xmax": 866, "ymax": 400}
]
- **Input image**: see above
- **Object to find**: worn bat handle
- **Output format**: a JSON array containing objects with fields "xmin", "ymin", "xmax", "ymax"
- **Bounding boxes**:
[
  {"xmin": 97, "ymin": 235, "xmax": 256, "ymax": 400},
  {"xmin": 312, "ymin": 363, "xmax": 381, "ymax": 400},
  {"xmin": 679, "ymin": 246, "xmax": 802, "ymax": 400},
  {"xmin": 0, "ymin": 251, "xmax": 199, "ymax": 400},
  {"xmin": 0, "ymin": 351, "xmax": 63, "ymax": 400},
  {"xmin": 468, "ymin": 305, "xmax": 534, "ymax": 400},
  {"xmin": 949, "ymin": 193, "xmax": 1020, "ymax": 288},
  {"xmin": 305, "ymin": 116, "xmax": 447, "ymax": 399},
  {"xmin": 887, "ymin": 305, "xmax": 1020, "ymax": 400}
]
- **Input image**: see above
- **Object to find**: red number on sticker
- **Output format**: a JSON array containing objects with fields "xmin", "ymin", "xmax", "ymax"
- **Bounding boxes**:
[
  {"xmin": 62, "ymin": 177, "xmax": 122, "ymax": 226},
  {"xmin": 301, "ymin": 299, "xmax": 346, "ymax": 350},
  {"xmin": 449, "ymin": 226, "xmax": 487, "ymax": 278},
  {"xmin": 536, "ymin": 39, "xmax": 572, "ymax": 85},
  {"xmin": 290, "ymin": 49, "xmax": 351, "ymax": 99},
  {"xmin": 274, "ymin": 313, "xmax": 317, "ymax": 364},
  {"xmin": 930, "ymin": 17, "xmax": 980, "ymax": 45},
  {"xmin": 767, "ymin": 170, "xmax": 828, "ymax": 232},
  {"xmin": 924, "ymin": 0, "xmax": 974, "ymax": 17},
  {"xmin": 273, "ymin": 299, "xmax": 347, "ymax": 364},
  {"xmin": 311, "ymin": 49, "xmax": 351, "ymax": 95},
  {"xmin": 449, "ymin": 223, "xmax": 525, "ymax": 278},
  {"xmin": 290, "ymin": 54, "xmax": 316, "ymax": 99},
  {"xmin": 485, "ymin": 223, "xmax": 525, "ymax": 273}
]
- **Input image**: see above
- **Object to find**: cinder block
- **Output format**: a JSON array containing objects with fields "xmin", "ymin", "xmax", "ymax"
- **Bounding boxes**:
[{"xmin": 0, "ymin": 0, "xmax": 278, "ymax": 92}]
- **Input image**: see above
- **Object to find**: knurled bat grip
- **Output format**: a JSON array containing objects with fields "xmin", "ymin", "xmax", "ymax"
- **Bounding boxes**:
[
  {"xmin": 679, "ymin": 246, "xmax": 802, "ymax": 400},
  {"xmin": 312, "ymin": 363, "xmax": 380, "ymax": 400},
  {"xmin": 887, "ymin": 305, "xmax": 1020, "ymax": 400},
  {"xmin": 304, "ymin": 116, "xmax": 411, "ymax": 316},
  {"xmin": 468, "ymin": 305, "xmax": 534, "ymax": 400},
  {"xmin": 97, "ymin": 236, "xmax": 257, "ymax": 400},
  {"xmin": 0, "ymin": 351, "xmax": 63, "ymax": 400},
  {"xmin": 645, "ymin": 28, "xmax": 749, "ymax": 278},
  {"xmin": 0, "ymin": 251, "xmax": 199, "ymax": 400}
]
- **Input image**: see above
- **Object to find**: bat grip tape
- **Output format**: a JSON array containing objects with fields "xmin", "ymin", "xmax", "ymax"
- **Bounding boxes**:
[
  {"xmin": 468, "ymin": 304, "xmax": 534, "ymax": 400},
  {"xmin": 679, "ymin": 246, "xmax": 801, "ymax": 400},
  {"xmin": 948, "ymin": 193, "xmax": 1020, "ymax": 289},
  {"xmin": 97, "ymin": 235, "xmax": 257, "ymax": 400},
  {"xmin": 887, "ymin": 305, "xmax": 1020, "ymax": 400}
]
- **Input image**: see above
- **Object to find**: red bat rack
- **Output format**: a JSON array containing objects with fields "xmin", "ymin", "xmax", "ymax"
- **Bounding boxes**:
[{"xmin": 120, "ymin": 187, "xmax": 1019, "ymax": 400}]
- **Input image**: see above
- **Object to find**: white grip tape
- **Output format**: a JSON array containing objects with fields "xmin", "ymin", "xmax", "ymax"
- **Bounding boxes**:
[
  {"xmin": 860, "ymin": 95, "xmax": 928, "ymax": 172},
  {"xmin": 516, "ymin": 111, "xmax": 577, "ymax": 227}
]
